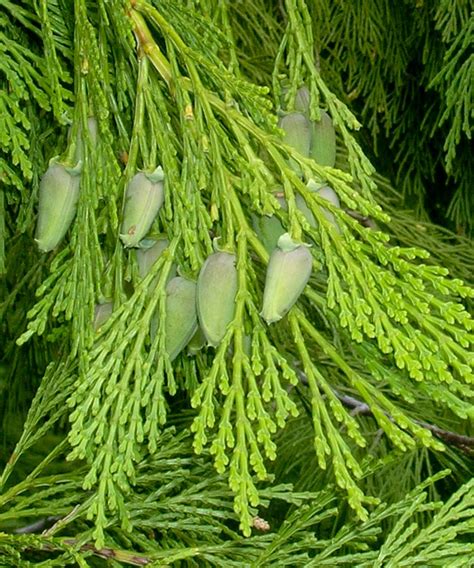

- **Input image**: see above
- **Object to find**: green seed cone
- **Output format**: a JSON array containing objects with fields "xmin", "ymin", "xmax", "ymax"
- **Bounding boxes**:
[
  {"xmin": 164, "ymin": 277, "xmax": 198, "ymax": 361},
  {"xmin": 253, "ymin": 213, "xmax": 285, "ymax": 253},
  {"xmin": 280, "ymin": 85, "xmax": 310, "ymax": 114},
  {"xmin": 294, "ymin": 86, "xmax": 310, "ymax": 114},
  {"xmin": 318, "ymin": 185, "xmax": 340, "ymax": 208},
  {"xmin": 93, "ymin": 302, "xmax": 113, "ymax": 331},
  {"xmin": 35, "ymin": 159, "xmax": 82, "ymax": 252},
  {"xmin": 187, "ymin": 326, "xmax": 206, "ymax": 355},
  {"xmin": 316, "ymin": 185, "xmax": 341, "ymax": 229},
  {"xmin": 120, "ymin": 166, "xmax": 165, "ymax": 248},
  {"xmin": 252, "ymin": 195, "xmax": 287, "ymax": 253},
  {"xmin": 261, "ymin": 233, "xmax": 313, "ymax": 324},
  {"xmin": 151, "ymin": 277, "xmax": 198, "ymax": 361},
  {"xmin": 279, "ymin": 112, "xmax": 312, "ymax": 173},
  {"xmin": 318, "ymin": 185, "xmax": 340, "ymax": 222},
  {"xmin": 310, "ymin": 110, "xmax": 336, "ymax": 168},
  {"xmin": 304, "ymin": 181, "xmax": 341, "ymax": 230},
  {"xmin": 135, "ymin": 238, "xmax": 169, "ymax": 279},
  {"xmin": 295, "ymin": 194, "xmax": 316, "ymax": 227},
  {"xmin": 73, "ymin": 117, "xmax": 98, "ymax": 162},
  {"xmin": 197, "ymin": 252, "xmax": 238, "ymax": 347}
]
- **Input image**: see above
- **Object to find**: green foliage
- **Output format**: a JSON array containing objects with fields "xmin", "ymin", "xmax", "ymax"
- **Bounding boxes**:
[
  {"xmin": 301, "ymin": 0, "xmax": 473, "ymax": 233},
  {"xmin": 1, "ymin": 0, "xmax": 473, "ymax": 563}
]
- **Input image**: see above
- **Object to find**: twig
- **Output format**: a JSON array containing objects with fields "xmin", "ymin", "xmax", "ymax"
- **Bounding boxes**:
[
  {"xmin": 13, "ymin": 516, "xmax": 62, "ymax": 534},
  {"xmin": 21, "ymin": 536, "xmax": 152, "ymax": 566},
  {"xmin": 332, "ymin": 390, "xmax": 474, "ymax": 454},
  {"xmin": 43, "ymin": 504, "xmax": 81, "ymax": 536},
  {"xmin": 415, "ymin": 421, "xmax": 474, "ymax": 454},
  {"xmin": 62, "ymin": 540, "xmax": 151, "ymax": 566},
  {"xmin": 344, "ymin": 209, "xmax": 379, "ymax": 229},
  {"xmin": 295, "ymin": 369, "xmax": 474, "ymax": 454},
  {"xmin": 12, "ymin": 505, "xmax": 151, "ymax": 565},
  {"xmin": 277, "ymin": 0, "xmax": 287, "ymax": 20}
]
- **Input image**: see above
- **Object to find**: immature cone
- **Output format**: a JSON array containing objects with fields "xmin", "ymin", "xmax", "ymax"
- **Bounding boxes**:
[
  {"xmin": 310, "ymin": 110, "xmax": 336, "ymax": 168},
  {"xmin": 279, "ymin": 112, "xmax": 312, "ymax": 173},
  {"xmin": 252, "ymin": 195, "xmax": 287, "ymax": 253},
  {"xmin": 261, "ymin": 233, "xmax": 313, "ymax": 324},
  {"xmin": 151, "ymin": 277, "xmax": 198, "ymax": 361},
  {"xmin": 295, "ymin": 194, "xmax": 316, "ymax": 227},
  {"xmin": 73, "ymin": 117, "xmax": 98, "ymax": 162},
  {"xmin": 294, "ymin": 86, "xmax": 310, "ymax": 114},
  {"xmin": 303, "ymin": 180, "xmax": 341, "ymax": 229},
  {"xmin": 135, "ymin": 238, "xmax": 169, "ymax": 279},
  {"xmin": 93, "ymin": 302, "xmax": 113, "ymax": 331},
  {"xmin": 317, "ymin": 185, "xmax": 340, "ymax": 208},
  {"xmin": 35, "ymin": 159, "xmax": 82, "ymax": 252},
  {"xmin": 280, "ymin": 85, "xmax": 310, "ymax": 114},
  {"xmin": 187, "ymin": 326, "xmax": 206, "ymax": 355},
  {"xmin": 165, "ymin": 277, "xmax": 198, "ymax": 361},
  {"xmin": 120, "ymin": 166, "xmax": 165, "ymax": 248},
  {"xmin": 318, "ymin": 185, "xmax": 340, "ymax": 221},
  {"xmin": 197, "ymin": 252, "xmax": 238, "ymax": 347}
]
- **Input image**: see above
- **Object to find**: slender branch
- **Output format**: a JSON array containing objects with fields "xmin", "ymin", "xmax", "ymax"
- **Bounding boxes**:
[
  {"xmin": 21, "ymin": 537, "xmax": 152, "ymax": 566},
  {"xmin": 296, "ymin": 370, "xmax": 474, "ymax": 454},
  {"xmin": 13, "ymin": 516, "xmax": 62, "ymax": 534},
  {"xmin": 410, "ymin": 420, "xmax": 474, "ymax": 453},
  {"xmin": 333, "ymin": 390, "xmax": 474, "ymax": 454},
  {"xmin": 61, "ymin": 540, "xmax": 151, "ymax": 566},
  {"xmin": 344, "ymin": 209, "xmax": 379, "ymax": 229}
]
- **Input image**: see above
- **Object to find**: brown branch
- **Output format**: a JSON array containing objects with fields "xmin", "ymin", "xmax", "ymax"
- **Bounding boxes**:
[
  {"xmin": 62, "ymin": 540, "xmax": 151, "ymax": 565},
  {"xmin": 415, "ymin": 420, "xmax": 474, "ymax": 454},
  {"xmin": 21, "ymin": 537, "xmax": 152, "ymax": 566},
  {"xmin": 13, "ymin": 516, "xmax": 62, "ymax": 534},
  {"xmin": 295, "ymin": 369, "xmax": 473, "ymax": 454},
  {"xmin": 344, "ymin": 208, "xmax": 379, "ymax": 229},
  {"xmin": 332, "ymin": 390, "xmax": 474, "ymax": 454}
]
